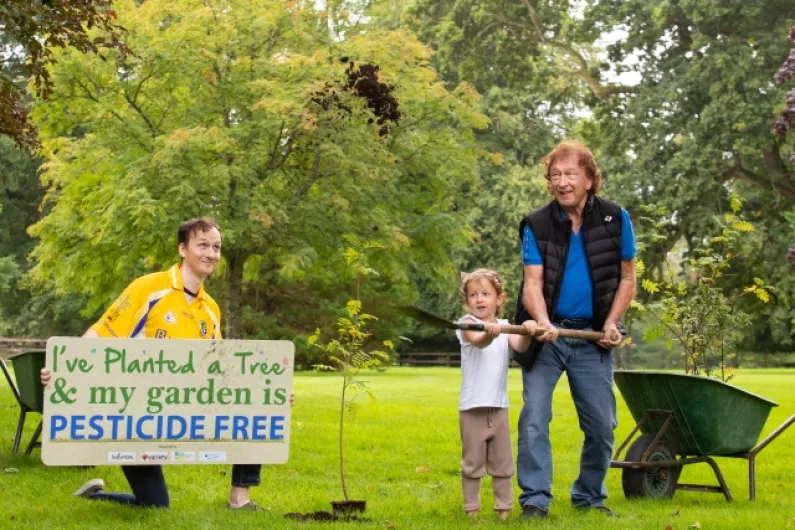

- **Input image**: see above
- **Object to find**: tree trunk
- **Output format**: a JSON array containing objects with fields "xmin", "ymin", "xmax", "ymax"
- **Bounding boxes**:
[
  {"xmin": 340, "ymin": 376, "xmax": 349, "ymax": 501},
  {"xmin": 225, "ymin": 249, "xmax": 244, "ymax": 339}
]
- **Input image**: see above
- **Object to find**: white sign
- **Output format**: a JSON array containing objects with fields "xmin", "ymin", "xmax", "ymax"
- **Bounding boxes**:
[{"xmin": 42, "ymin": 338, "xmax": 293, "ymax": 466}]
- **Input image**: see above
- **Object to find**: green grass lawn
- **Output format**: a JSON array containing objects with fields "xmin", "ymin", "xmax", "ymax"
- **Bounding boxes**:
[{"xmin": 1, "ymin": 367, "xmax": 793, "ymax": 529}]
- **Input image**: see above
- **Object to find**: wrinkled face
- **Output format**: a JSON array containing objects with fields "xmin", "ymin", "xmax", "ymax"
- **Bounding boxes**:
[
  {"xmin": 465, "ymin": 278, "xmax": 504, "ymax": 322},
  {"xmin": 179, "ymin": 227, "xmax": 222, "ymax": 279},
  {"xmin": 548, "ymin": 153, "xmax": 592, "ymax": 209}
]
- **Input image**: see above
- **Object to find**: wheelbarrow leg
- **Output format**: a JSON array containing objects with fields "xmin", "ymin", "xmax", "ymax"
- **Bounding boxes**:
[
  {"xmin": 744, "ymin": 413, "xmax": 795, "ymax": 501},
  {"xmin": 704, "ymin": 457, "xmax": 733, "ymax": 502},
  {"xmin": 13, "ymin": 408, "xmax": 27, "ymax": 455},
  {"xmin": 613, "ymin": 411, "xmax": 652, "ymax": 460},
  {"xmin": 748, "ymin": 456, "xmax": 756, "ymax": 501},
  {"xmin": 24, "ymin": 420, "xmax": 42, "ymax": 455}
]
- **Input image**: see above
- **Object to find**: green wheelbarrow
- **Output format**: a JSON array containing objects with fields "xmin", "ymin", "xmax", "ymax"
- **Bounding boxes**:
[{"xmin": 610, "ymin": 370, "xmax": 795, "ymax": 502}]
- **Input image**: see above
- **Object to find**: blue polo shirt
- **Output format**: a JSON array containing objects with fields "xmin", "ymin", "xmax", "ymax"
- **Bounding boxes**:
[{"xmin": 522, "ymin": 209, "xmax": 635, "ymax": 320}]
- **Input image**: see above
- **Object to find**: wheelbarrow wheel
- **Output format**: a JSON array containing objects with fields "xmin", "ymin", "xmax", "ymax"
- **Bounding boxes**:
[{"xmin": 622, "ymin": 434, "xmax": 679, "ymax": 499}]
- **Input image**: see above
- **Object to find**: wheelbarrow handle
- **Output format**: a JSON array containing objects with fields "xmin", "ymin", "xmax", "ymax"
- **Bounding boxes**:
[
  {"xmin": 749, "ymin": 413, "xmax": 795, "ymax": 456},
  {"xmin": 457, "ymin": 322, "xmax": 605, "ymax": 342}
]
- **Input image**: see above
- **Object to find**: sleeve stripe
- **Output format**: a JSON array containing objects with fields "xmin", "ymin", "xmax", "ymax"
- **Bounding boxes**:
[{"xmin": 128, "ymin": 288, "xmax": 172, "ymax": 338}]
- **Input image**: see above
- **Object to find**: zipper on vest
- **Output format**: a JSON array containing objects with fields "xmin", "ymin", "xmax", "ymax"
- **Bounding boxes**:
[{"xmin": 550, "ymin": 218, "xmax": 572, "ymax": 322}]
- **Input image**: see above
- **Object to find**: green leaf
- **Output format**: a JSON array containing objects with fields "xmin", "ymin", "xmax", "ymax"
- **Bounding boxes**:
[
  {"xmin": 642, "ymin": 325, "xmax": 665, "ymax": 342},
  {"xmin": 642, "ymin": 278, "xmax": 660, "ymax": 294},
  {"xmin": 732, "ymin": 221, "xmax": 755, "ymax": 233},
  {"xmin": 635, "ymin": 259, "xmax": 646, "ymax": 277},
  {"xmin": 343, "ymin": 247, "xmax": 360, "ymax": 266},
  {"xmin": 345, "ymin": 300, "xmax": 362, "ymax": 318}
]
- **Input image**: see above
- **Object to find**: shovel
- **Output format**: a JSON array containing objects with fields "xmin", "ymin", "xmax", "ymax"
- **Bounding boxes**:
[{"xmin": 401, "ymin": 306, "xmax": 605, "ymax": 342}]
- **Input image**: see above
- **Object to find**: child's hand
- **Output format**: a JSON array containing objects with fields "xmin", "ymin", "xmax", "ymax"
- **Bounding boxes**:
[
  {"xmin": 484, "ymin": 322, "xmax": 502, "ymax": 338},
  {"xmin": 290, "ymin": 392, "xmax": 295, "ymax": 407},
  {"xmin": 40, "ymin": 368, "xmax": 51, "ymax": 387},
  {"xmin": 521, "ymin": 319, "xmax": 538, "ymax": 336}
]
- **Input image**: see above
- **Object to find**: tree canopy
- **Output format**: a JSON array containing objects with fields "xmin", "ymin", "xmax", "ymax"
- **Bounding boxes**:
[
  {"xmin": 0, "ymin": 0, "xmax": 128, "ymax": 149},
  {"xmin": 402, "ymin": 0, "xmax": 795, "ymax": 350},
  {"xmin": 2, "ymin": 0, "xmax": 795, "ymax": 361},
  {"xmin": 28, "ymin": 0, "xmax": 486, "ymax": 345}
]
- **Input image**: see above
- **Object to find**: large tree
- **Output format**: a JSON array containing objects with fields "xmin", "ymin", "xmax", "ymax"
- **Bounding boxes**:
[
  {"xmin": 393, "ymin": 0, "xmax": 565, "ymax": 328},
  {"xmin": 400, "ymin": 0, "xmax": 795, "ymax": 349},
  {"xmin": 28, "ymin": 0, "xmax": 486, "ymax": 340},
  {"xmin": 407, "ymin": 0, "xmax": 795, "ymax": 211},
  {"xmin": 0, "ymin": 27, "xmax": 90, "ymax": 338},
  {"xmin": 576, "ymin": 0, "xmax": 795, "ymax": 347},
  {"xmin": 0, "ymin": 0, "xmax": 128, "ymax": 149},
  {"xmin": 773, "ymin": 26, "xmax": 795, "ymax": 165}
]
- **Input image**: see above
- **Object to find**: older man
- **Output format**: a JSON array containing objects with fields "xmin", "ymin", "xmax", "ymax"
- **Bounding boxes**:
[{"xmin": 513, "ymin": 140, "xmax": 636, "ymax": 519}]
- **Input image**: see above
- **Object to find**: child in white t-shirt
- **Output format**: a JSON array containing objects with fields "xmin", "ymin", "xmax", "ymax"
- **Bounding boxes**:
[{"xmin": 456, "ymin": 268, "xmax": 536, "ymax": 520}]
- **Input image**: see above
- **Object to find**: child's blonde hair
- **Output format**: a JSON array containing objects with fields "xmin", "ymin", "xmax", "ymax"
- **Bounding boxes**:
[{"xmin": 459, "ymin": 268, "xmax": 506, "ymax": 316}]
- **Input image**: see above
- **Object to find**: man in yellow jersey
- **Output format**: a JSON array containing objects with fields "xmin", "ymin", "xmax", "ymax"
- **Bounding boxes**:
[{"xmin": 41, "ymin": 217, "xmax": 272, "ymax": 510}]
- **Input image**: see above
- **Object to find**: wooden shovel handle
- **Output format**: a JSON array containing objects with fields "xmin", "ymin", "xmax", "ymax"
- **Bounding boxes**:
[
  {"xmin": 455, "ymin": 321, "xmax": 605, "ymax": 342},
  {"xmin": 499, "ymin": 324, "xmax": 605, "ymax": 342}
]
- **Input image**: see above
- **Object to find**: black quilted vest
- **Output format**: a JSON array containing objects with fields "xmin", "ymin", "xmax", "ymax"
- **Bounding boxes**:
[{"xmin": 513, "ymin": 195, "xmax": 623, "ymax": 369}]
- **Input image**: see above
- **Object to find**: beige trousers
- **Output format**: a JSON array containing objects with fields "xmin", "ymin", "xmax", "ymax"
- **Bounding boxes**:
[{"xmin": 459, "ymin": 407, "xmax": 514, "ymax": 511}]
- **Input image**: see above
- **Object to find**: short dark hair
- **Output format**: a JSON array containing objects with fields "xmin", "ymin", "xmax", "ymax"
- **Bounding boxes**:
[{"xmin": 177, "ymin": 217, "xmax": 221, "ymax": 246}]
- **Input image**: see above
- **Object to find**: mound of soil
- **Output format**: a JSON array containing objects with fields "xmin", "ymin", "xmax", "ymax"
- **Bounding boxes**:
[{"xmin": 284, "ymin": 511, "xmax": 371, "ymax": 523}]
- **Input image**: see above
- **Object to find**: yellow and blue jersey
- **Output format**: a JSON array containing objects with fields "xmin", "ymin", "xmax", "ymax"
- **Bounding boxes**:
[{"xmin": 91, "ymin": 264, "xmax": 222, "ymax": 340}]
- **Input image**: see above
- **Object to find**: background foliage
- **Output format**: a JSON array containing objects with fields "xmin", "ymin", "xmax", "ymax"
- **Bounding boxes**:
[{"xmin": 2, "ymin": 0, "xmax": 795, "ymax": 365}]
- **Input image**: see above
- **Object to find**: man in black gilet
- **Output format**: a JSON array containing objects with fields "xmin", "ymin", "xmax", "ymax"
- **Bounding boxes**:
[{"xmin": 514, "ymin": 141, "xmax": 636, "ymax": 519}]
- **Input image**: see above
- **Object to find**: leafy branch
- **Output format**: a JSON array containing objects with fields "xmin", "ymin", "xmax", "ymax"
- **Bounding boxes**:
[{"xmin": 633, "ymin": 195, "xmax": 771, "ymax": 380}]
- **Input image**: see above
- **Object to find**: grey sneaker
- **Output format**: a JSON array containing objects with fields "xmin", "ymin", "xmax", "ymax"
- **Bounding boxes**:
[
  {"xmin": 591, "ymin": 506, "xmax": 619, "ymax": 517},
  {"xmin": 227, "ymin": 500, "xmax": 268, "ymax": 511},
  {"xmin": 521, "ymin": 505, "xmax": 549, "ymax": 519},
  {"xmin": 73, "ymin": 478, "xmax": 105, "ymax": 498},
  {"xmin": 577, "ymin": 505, "xmax": 620, "ymax": 517}
]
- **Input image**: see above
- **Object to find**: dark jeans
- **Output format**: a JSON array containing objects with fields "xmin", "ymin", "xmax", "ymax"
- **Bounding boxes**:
[{"xmin": 88, "ymin": 464, "xmax": 263, "ymax": 508}]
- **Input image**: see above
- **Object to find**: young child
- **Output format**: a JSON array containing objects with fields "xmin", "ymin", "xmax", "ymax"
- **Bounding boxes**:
[{"xmin": 456, "ymin": 269, "xmax": 537, "ymax": 520}]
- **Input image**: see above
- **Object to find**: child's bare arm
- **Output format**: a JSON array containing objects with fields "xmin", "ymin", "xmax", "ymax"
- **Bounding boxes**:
[{"xmin": 461, "ymin": 321, "xmax": 501, "ymax": 349}]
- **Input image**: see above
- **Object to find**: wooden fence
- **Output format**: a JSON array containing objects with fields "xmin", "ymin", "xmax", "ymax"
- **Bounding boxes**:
[
  {"xmin": 398, "ymin": 352, "xmax": 461, "ymax": 367},
  {"xmin": 0, "ymin": 338, "xmax": 47, "ymax": 358},
  {"xmin": 398, "ymin": 351, "xmax": 522, "ymax": 368}
]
